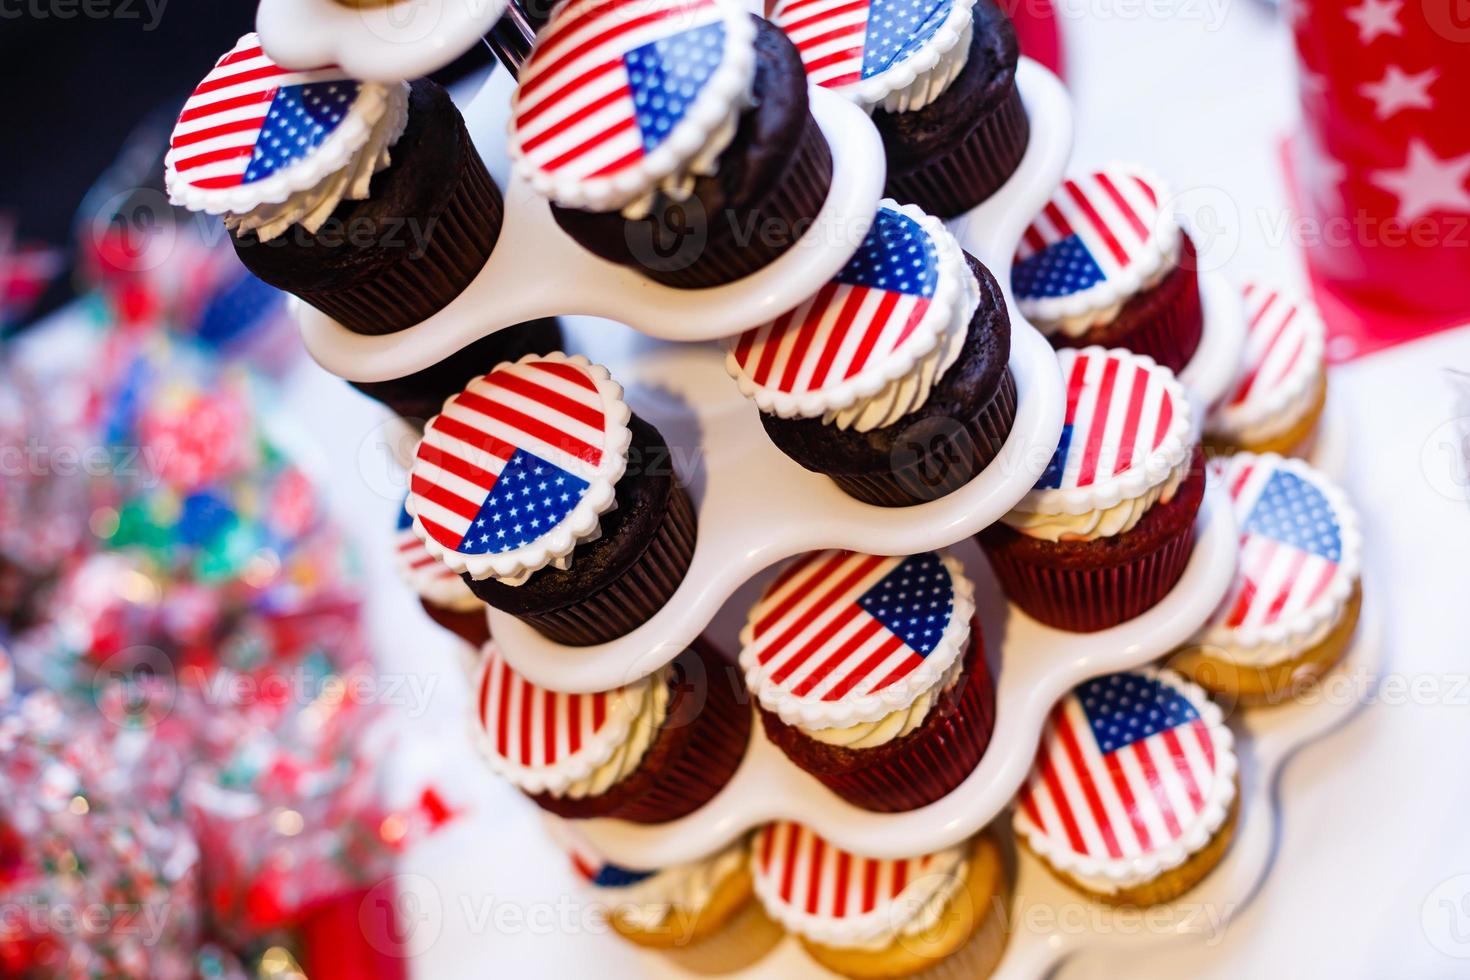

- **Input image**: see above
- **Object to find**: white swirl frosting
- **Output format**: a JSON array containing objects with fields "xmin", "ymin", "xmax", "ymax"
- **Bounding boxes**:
[
  {"xmin": 1005, "ymin": 454, "xmax": 1188, "ymax": 542},
  {"xmin": 802, "ymin": 654, "xmax": 964, "ymax": 749},
  {"xmin": 874, "ymin": 20, "xmax": 973, "ymax": 114},
  {"xmin": 618, "ymin": 89, "xmax": 753, "ymax": 221},
  {"xmin": 557, "ymin": 671, "xmax": 669, "ymax": 800},
  {"xmin": 224, "ymin": 82, "xmax": 410, "ymax": 242},
  {"xmin": 605, "ymin": 840, "xmax": 748, "ymax": 931}
]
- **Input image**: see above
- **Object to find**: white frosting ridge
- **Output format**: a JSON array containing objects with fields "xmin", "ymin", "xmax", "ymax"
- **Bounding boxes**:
[
  {"xmin": 1006, "ymin": 453, "xmax": 1188, "ymax": 542},
  {"xmin": 802, "ymin": 653, "xmax": 964, "ymax": 748},
  {"xmin": 605, "ymin": 840, "xmax": 749, "ymax": 930}
]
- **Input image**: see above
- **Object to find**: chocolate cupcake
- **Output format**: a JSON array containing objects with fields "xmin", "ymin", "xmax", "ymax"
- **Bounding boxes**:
[
  {"xmin": 351, "ymin": 318, "xmax": 564, "ymax": 421},
  {"xmin": 165, "ymin": 35, "xmax": 501, "ymax": 335},
  {"xmin": 472, "ymin": 639, "xmax": 750, "ymax": 823},
  {"xmin": 773, "ymin": 0, "xmax": 1027, "ymax": 217},
  {"xmin": 979, "ymin": 347, "xmax": 1201, "ymax": 632},
  {"xmin": 392, "ymin": 498, "xmax": 489, "ymax": 648},
  {"xmin": 405, "ymin": 352, "xmax": 696, "ymax": 646},
  {"xmin": 740, "ymin": 549, "xmax": 994, "ymax": 812},
  {"xmin": 726, "ymin": 201, "xmax": 1015, "ymax": 506},
  {"xmin": 510, "ymin": 0, "xmax": 832, "ymax": 288},
  {"xmin": 1012, "ymin": 166, "xmax": 1203, "ymax": 374}
]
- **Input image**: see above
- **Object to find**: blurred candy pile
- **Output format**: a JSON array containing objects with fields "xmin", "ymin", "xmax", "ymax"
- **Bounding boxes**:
[{"xmin": 0, "ymin": 206, "xmax": 442, "ymax": 978}]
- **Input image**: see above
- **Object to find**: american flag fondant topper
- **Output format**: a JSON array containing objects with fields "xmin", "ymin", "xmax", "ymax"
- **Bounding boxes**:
[
  {"xmin": 474, "ymin": 644, "xmax": 659, "ymax": 795},
  {"xmin": 510, "ymin": 0, "xmax": 756, "ymax": 211},
  {"xmin": 1210, "ymin": 284, "xmax": 1326, "ymax": 438},
  {"xmin": 1020, "ymin": 347, "xmax": 1190, "ymax": 513},
  {"xmin": 726, "ymin": 203, "xmax": 973, "ymax": 422},
  {"xmin": 740, "ymin": 550, "xmax": 974, "ymax": 728},
  {"xmin": 751, "ymin": 821, "xmax": 967, "ymax": 944},
  {"xmin": 407, "ymin": 353, "xmax": 632, "ymax": 582},
  {"xmin": 1012, "ymin": 166, "xmax": 1181, "ymax": 331},
  {"xmin": 392, "ymin": 501, "xmax": 479, "ymax": 611},
  {"xmin": 770, "ymin": 0, "xmax": 974, "ymax": 106},
  {"xmin": 165, "ymin": 33, "xmax": 398, "ymax": 212},
  {"xmin": 1014, "ymin": 669, "xmax": 1235, "ymax": 875},
  {"xmin": 1204, "ymin": 453, "xmax": 1358, "ymax": 646}
]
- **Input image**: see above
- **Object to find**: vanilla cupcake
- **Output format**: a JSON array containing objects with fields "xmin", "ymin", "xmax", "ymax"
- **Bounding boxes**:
[
  {"xmin": 1014, "ymin": 668, "xmax": 1238, "ymax": 905},
  {"xmin": 392, "ymin": 497, "xmax": 489, "ymax": 649},
  {"xmin": 752, "ymin": 823, "xmax": 1009, "ymax": 978},
  {"xmin": 1206, "ymin": 284, "xmax": 1328, "ymax": 456},
  {"xmin": 740, "ymin": 549, "xmax": 994, "ymax": 811},
  {"xmin": 471, "ymin": 640, "xmax": 748, "ymax": 823},
  {"xmin": 1172, "ymin": 453, "xmax": 1361, "ymax": 704}
]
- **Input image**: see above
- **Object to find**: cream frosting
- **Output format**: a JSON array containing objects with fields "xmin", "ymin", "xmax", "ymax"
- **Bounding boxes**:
[
  {"xmin": 876, "ymin": 20, "xmax": 973, "ymax": 114},
  {"xmin": 560, "ymin": 676, "xmax": 668, "ymax": 799},
  {"xmin": 223, "ymin": 83, "xmax": 408, "ymax": 241},
  {"xmin": 1005, "ymin": 453, "xmax": 1187, "ymax": 542},
  {"xmin": 605, "ymin": 840, "xmax": 748, "ymax": 931},
  {"xmin": 802, "ymin": 654, "xmax": 963, "ymax": 749}
]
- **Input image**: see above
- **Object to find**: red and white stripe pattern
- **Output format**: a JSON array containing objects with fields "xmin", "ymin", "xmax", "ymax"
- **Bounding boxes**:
[
  {"xmin": 1225, "ymin": 283, "xmax": 1323, "ymax": 410},
  {"xmin": 752, "ymin": 822, "xmax": 964, "ymax": 926},
  {"xmin": 1042, "ymin": 348, "xmax": 1181, "ymax": 491},
  {"xmin": 1016, "ymin": 167, "xmax": 1164, "ymax": 273},
  {"xmin": 167, "ymin": 33, "xmax": 350, "ymax": 191},
  {"xmin": 476, "ymin": 645, "xmax": 630, "ymax": 772},
  {"xmin": 393, "ymin": 512, "xmax": 475, "ymax": 605},
  {"xmin": 740, "ymin": 551, "xmax": 961, "ymax": 706},
  {"xmin": 1212, "ymin": 454, "xmax": 1347, "ymax": 632},
  {"xmin": 409, "ymin": 356, "xmax": 614, "ymax": 557},
  {"xmin": 1015, "ymin": 670, "xmax": 1223, "ymax": 863},
  {"xmin": 771, "ymin": 0, "xmax": 874, "ymax": 90},
  {"xmin": 511, "ymin": 0, "xmax": 732, "ymax": 187}
]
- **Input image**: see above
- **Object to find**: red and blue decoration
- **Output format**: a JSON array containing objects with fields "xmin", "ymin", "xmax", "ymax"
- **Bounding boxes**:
[
  {"xmin": 1224, "ymin": 284, "xmax": 1320, "ymax": 412},
  {"xmin": 168, "ymin": 34, "xmax": 359, "ymax": 192},
  {"xmin": 512, "ymin": 0, "xmax": 734, "ymax": 186},
  {"xmin": 393, "ymin": 501, "xmax": 467, "ymax": 593},
  {"xmin": 1037, "ymin": 348, "xmax": 1179, "ymax": 491},
  {"xmin": 410, "ymin": 359, "xmax": 610, "ymax": 558},
  {"xmin": 730, "ymin": 206, "xmax": 940, "ymax": 394},
  {"xmin": 1013, "ymin": 168, "xmax": 1168, "ymax": 305},
  {"xmin": 753, "ymin": 821, "xmax": 954, "ymax": 919},
  {"xmin": 1213, "ymin": 455, "xmax": 1346, "ymax": 631},
  {"xmin": 743, "ymin": 551, "xmax": 956, "ymax": 703},
  {"xmin": 477, "ymin": 646, "xmax": 624, "ymax": 770},
  {"xmin": 563, "ymin": 833, "xmax": 657, "ymax": 888},
  {"xmin": 771, "ymin": 0, "xmax": 957, "ymax": 93},
  {"xmin": 1017, "ymin": 671, "xmax": 1220, "ymax": 859}
]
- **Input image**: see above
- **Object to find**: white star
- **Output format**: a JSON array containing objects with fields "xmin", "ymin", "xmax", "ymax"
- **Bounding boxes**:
[
  {"xmin": 1371, "ymin": 140, "xmax": 1470, "ymax": 222},
  {"xmin": 1360, "ymin": 65, "xmax": 1437, "ymax": 120},
  {"xmin": 1344, "ymin": 0, "xmax": 1402, "ymax": 43}
]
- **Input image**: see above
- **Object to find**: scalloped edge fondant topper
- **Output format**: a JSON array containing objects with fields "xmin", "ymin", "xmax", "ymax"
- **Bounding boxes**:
[
  {"xmin": 1208, "ymin": 282, "xmax": 1326, "ymax": 441},
  {"xmin": 406, "ymin": 352, "xmax": 633, "ymax": 584},
  {"xmin": 724, "ymin": 201, "xmax": 975, "ymax": 426},
  {"xmin": 1013, "ymin": 667, "xmax": 1237, "ymax": 890},
  {"xmin": 739, "ymin": 549, "xmax": 975, "ymax": 730},
  {"xmin": 508, "ymin": 0, "xmax": 757, "ymax": 213},
  {"xmin": 771, "ymin": 0, "xmax": 977, "ymax": 111},
  {"xmin": 1195, "ymin": 452, "xmax": 1360, "ymax": 653},
  {"xmin": 1012, "ymin": 346, "xmax": 1191, "ymax": 518},
  {"xmin": 1011, "ymin": 164, "xmax": 1182, "ymax": 335},
  {"xmin": 391, "ymin": 499, "xmax": 482, "ymax": 612},
  {"xmin": 164, "ymin": 32, "xmax": 399, "ymax": 217}
]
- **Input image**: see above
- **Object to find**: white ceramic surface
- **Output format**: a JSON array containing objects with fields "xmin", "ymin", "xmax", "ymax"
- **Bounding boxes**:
[
  {"xmin": 564, "ymin": 491, "xmax": 1237, "ymax": 866},
  {"xmin": 256, "ymin": 0, "xmax": 506, "ymax": 82},
  {"xmin": 296, "ymin": 59, "xmax": 1070, "ymax": 381}
]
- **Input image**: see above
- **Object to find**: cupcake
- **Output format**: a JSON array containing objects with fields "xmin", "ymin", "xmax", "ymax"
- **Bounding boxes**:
[
  {"xmin": 1205, "ymin": 284, "xmax": 1328, "ymax": 456},
  {"xmin": 740, "ymin": 549, "xmax": 994, "ymax": 812},
  {"xmin": 351, "ymin": 318, "xmax": 564, "ymax": 421},
  {"xmin": 405, "ymin": 352, "xmax": 696, "ymax": 646},
  {"xmin": 510, "ymin": 0, "xmax": 832, "ymax": 288},
  {"xmin": 166, "ymin": 34, "xmax": 501, "ymax": 335},
  {"xmin": 1012, "ymin": 166, "xmax": 1203, "ymax": 374},
  {"xmin": 1014, "ymin": 668, "xmax": 1238, "ymax": 905},
  {"xmin": 726, "ymin": 202, "xmax": 1016, "ymax": 506},
  {"xmin": 772, "ymin": 0, "xmax": 1027, "ymax": 218},
  {"xmin": 472, "ymin": 639, "xmax": 749, "ymax": 823},
  {"xmin": 1171, "ymin": 453, "xmax": 1361, "ymax": 704},
  {"xmin": 552, "ymin": 825, "xmax": 781, "ymax": 961},
  {"xmin": 392, "ymin": 498, "xmax": 489, "ymax": 648},
  {"xmin": 752, "ymin": 823, "xmax": 1010, "ymax": 979},
  {"xmin": 978, "ymin": 347, "xmax": 1201, "ymax": 632}
]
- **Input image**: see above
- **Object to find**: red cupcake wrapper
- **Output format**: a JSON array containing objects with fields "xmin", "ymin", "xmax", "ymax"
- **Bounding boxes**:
[
  {"xmin": 420, "ymin": 597, "xmax": 490, "ymax": 648},
  {"xmin": 532, "ymin": 639, "xmax": 752, "ymax": 823},
  {"xmin": 759, "ymin": 627, "xmax": 995, "ymax": 812},
  {"xmin": 982, "ymin": 515, "xmax": 1198, "ymax": 632}
]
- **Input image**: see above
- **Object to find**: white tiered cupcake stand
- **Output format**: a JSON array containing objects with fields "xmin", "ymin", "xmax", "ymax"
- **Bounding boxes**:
[{"xmin": 258, "ymin": 5, "xmax": 1366, "ymax": 975}]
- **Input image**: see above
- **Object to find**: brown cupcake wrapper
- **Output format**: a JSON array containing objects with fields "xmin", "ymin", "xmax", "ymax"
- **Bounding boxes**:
[
  {"xmin": 532, "ymin": 639, "xmax": 752, "ymax": 824},
  {"xmin": 832, "ymin": 367, "xmax": 1018, "ymax": 507},
  {"xmin": 1051, "ymin": 256, "xmax": 1205, "ymax": 376},
  {"xmin": 884, "ymin": 79, "xmax": 1029, "ymax": 219},
  {"xmin": 420, "ymin": 597, "xmax": 491, "ymax": 648},
  {"xmin": 516, "ymin": 482, "xmax": 697, "ymax": 646},
  {"xmin": 639, "ymin": 111, "xmax": 833, "ymax": 289},
  {"xmin": 759, "ymin": 628, "xmax": 996, "ymax": 813},
  {"xmin": 982, "ymin": 513, "xmax": 1198, "ymax": 632},
  {"xmin": 301, "ymin": 121, "xmax": 503, "ymax": 335}
]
